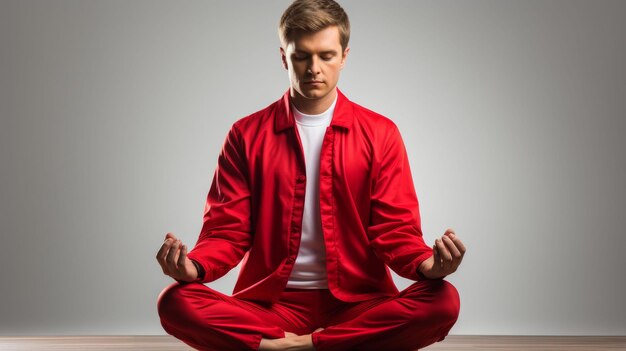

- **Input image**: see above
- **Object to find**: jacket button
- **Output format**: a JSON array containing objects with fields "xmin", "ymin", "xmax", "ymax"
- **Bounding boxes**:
[
  {"xmin": 296, "ymin": 175, "xmax": 306, "ymax": 183},
  {"xmin": 286, "ymin": 257, "xmax": 295, "ymax": 264},
  {"xmin": 291, "ymin": 226, "xmax": 300, "ymax": 233}
]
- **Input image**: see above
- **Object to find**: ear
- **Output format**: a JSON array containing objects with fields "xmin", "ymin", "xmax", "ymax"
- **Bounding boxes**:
[
  {"xmin": 340, "ymin": 46, "xmax": 350, "ymax": 70},
  {"xmin": 280, "ymin": 47, "xmax": 288, "ymax": 70}
]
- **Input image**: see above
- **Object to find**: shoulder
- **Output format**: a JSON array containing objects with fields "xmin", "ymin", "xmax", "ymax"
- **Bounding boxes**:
[
  {"xmin": 234, "ymin": 101, "xmax": 278, "ymax": 128},
  {"xmin": 226, "ymin": 97, "xmax": 282, "ymax": 139},
  {"xmin": 346, "ymin": 98, "xmax": 402, "ymax": 150},
  {"xmin": 350, "ymin": 100, "xmax": 399, "ymax": 131}
]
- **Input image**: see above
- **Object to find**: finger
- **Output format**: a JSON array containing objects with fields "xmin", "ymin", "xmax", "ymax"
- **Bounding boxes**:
[
  {"xmin": 432, "ymin": 244, "xmax": 438, "ymax": 263},
  {"xmin": 442, "ymin": 235, "xmax": 462, "ymax": 259},
  {"xmin": 444, "ymin": 228, "xmax": 456, "ymax": 236},
  {"xmin": 445, "ymin": 231, "xmax": 467, "ymax": 254},
  {"xmin": 165, "ymin": 232, "xmax": 178, "ymax": 241},
  {"xmin": 433, "ymin": 242, "xmax": 442, "ymax": 269},
  {"xmin": 177, "ymin": 244, "xmax": 188, "ymax": 272},
  {"xmin": 156, "ymin": 239, "xmax": 175, "ymax": 274},
  {"xmin": 451, "ymin": 235, "xmax": 467, "ymax": 254},
  {"xmin": 442, "ymin": 235, "xmax": 463, "ymax": 272},
  {"xmin": 156, "ymin": 240, "xmax": 170, "ymax": 261},
  {"xmin": 166, "ymin": 240, "xmax": 182, "ymax": 269},
  {"xmin": 436, "ymin": 238, "xmax": 453, "ymax": 270}
]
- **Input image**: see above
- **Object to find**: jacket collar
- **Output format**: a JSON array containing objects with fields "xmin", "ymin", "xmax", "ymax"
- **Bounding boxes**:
[{"xmin": 275, "ymin": 87, "xmax": 354, "ymax": 133}]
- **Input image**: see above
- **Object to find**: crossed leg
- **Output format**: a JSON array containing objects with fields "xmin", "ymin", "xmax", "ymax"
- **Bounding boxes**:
[
  {"xmin": 313, "ymin": 279, "xmax": 460, "ymax": 351},
  {"xmin": 157, "ymin": 279, "xmax": 459, "ymax": 351}
]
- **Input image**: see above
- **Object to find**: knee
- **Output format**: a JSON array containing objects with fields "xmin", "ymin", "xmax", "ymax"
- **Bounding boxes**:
[
  {"xmin": 157, "ymin": 282, "xmax": 195, "ymax": 323},
  {"xmin": 407, "ymin": 279, "xmax": 460, "ymax": 326},
  {"xmin": 427, "ymin": 280, "xmax": 460, "ymax": 325}
]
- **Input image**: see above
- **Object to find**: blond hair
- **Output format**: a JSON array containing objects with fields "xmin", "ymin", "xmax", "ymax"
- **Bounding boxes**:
[{"xmin": 278, "ymin": 0, "xmax": 350, "ymax": 51}]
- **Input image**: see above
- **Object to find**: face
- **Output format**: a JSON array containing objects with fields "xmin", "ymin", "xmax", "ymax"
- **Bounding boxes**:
[{"xmin": 280, "ymin": 26, "xmax": 349, "ymax": 110}]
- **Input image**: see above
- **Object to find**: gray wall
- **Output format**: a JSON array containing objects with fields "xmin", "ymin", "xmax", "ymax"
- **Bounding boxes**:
[{"xmin": 1, "ymin": 0, "xmax": 625, "ymax": 336}]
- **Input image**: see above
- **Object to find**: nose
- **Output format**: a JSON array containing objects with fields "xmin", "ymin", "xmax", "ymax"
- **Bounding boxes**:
[{"xmin": 308, "ymin": 56, "xmax": 321, "ymax": 76}]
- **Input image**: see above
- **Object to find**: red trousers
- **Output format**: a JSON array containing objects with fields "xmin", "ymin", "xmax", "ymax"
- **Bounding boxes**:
[{"xmin": 157, "ymin": 279, "xmax": 459, "ymax": 351}]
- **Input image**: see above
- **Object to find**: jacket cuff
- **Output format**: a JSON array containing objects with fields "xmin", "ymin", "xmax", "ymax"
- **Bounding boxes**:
[
  {"xmin": 190, "ymin": 259, "xmax": 206, "ymax": 280},
  {"xmin": 415, "ymin": 250, "xmax": 436, "ymax": 280},
  {"xmin": 173, "ymin": 259, "xmax": 205, "ymax": 284}
]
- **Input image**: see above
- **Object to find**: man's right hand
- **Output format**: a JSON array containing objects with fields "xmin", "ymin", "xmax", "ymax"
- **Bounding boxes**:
[{"xmin": 156, "ymin": 232, "xmax": 198, "ymax": 282}]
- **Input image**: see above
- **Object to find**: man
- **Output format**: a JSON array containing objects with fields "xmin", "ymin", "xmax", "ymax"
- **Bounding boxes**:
[{"xmin": 157, "ymin": 1, "xmax": 466, "ymax": 350}]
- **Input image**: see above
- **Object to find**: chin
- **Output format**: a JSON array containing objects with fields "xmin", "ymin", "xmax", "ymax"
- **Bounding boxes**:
[{"xmin": 299, "ymin": 88, "xmax": 329, "ymax": 99}]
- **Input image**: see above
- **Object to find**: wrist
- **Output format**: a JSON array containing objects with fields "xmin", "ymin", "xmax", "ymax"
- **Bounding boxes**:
[{"xmin": 190, "ymin": 259, "xmax": 205, "ymax": 280}]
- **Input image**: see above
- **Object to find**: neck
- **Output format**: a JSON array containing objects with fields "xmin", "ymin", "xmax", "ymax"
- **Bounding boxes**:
[{"xmin": 290, "ymin": 88, "xmax": 337, "ymax": 115}]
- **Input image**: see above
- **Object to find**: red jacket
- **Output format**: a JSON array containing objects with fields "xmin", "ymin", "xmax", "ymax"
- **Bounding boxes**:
[{"xmin": 187, "ymin": 88, "xmax": 434, "ymax": 304}]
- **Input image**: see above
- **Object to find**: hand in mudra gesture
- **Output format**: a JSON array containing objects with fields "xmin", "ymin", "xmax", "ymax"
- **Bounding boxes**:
[
  {"xmin": 156, "ymin": 232, "xmax": 198, "ymax": 282},
  {"xmin": 418, "ymin": 228, "xmax": 466, "ymax": 279}
]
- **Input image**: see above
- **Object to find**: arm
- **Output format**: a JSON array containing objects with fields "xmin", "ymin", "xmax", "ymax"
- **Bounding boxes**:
[
  {"xmin": 367, "ymin": 122, "xmax": 434, "ymax": 281},
  {"xmin": 186, "ymin": 122, "xmax": 253, "ymax": 283},
  {"xmin": 155, "ymin": 123, "xmax": 251, "ymax": 284}
]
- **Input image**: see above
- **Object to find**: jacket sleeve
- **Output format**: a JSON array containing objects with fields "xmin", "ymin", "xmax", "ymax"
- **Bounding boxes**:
[
  {"xmin": 367, "ymin": 122, "xmax": 434, "ymax": 281},
  {"xmin": 186, "ymin": 122, "xmax": 252, "ymax": 283}
]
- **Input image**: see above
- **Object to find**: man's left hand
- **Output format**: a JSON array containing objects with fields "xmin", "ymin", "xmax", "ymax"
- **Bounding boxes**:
[{"xmin": 418, "ymin": 228, "xmax": 466, "ymax": 279}]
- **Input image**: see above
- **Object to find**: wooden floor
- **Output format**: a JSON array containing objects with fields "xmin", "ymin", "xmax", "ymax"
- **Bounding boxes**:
[{"xmin": 0, "ymin": 335, "xmax": 624, "ymax": 350}]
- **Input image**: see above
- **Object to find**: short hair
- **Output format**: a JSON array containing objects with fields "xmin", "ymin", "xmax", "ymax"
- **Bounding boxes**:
[{"xmin": 278, "ymin": 0, "xmax": 350, "ymax": 52}]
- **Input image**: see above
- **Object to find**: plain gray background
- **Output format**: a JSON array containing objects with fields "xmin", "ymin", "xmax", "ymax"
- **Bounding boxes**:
[{"xmin": 1, "ymin": 0, "xmax": 625, "ymax": 336}]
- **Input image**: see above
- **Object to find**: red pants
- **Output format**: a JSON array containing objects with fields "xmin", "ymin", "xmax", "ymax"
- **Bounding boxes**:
[{"xmin": 157, "ymin": 279, "xmax": 459, "ymax": 351}]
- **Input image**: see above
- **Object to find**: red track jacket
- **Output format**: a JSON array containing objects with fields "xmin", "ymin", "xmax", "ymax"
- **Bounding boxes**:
[{"xmin": 187, "ymin": 88, "xmax": 434, "ymax": 304}]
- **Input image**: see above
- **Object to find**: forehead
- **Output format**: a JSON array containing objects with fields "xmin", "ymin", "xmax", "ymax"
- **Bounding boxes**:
[{"xmin": 287, "ymin": 26, "xmax": 342, "ymax": 52}]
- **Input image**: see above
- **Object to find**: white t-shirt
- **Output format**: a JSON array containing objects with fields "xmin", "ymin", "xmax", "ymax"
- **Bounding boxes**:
[{"xmin": 286, "ymin": 95, "xmax": 337, "ymax": 289}]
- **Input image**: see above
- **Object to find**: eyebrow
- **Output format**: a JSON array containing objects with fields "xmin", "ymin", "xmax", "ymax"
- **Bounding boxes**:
[{"xmin": 294, "ymin": 49, "xmax": 338, "ymax": 55}]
